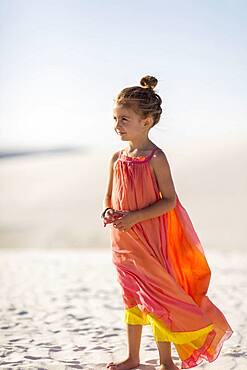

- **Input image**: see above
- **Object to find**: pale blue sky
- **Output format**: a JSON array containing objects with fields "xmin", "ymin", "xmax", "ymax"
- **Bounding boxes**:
[{"xmin": 0, "ymin": 0, "xmax": 246, "ymax": 152}]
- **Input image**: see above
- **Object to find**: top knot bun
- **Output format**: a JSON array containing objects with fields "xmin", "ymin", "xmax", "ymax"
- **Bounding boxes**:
[{"xmin": 140, "ymin": 75, "xmax": 158, "ymax": 90}]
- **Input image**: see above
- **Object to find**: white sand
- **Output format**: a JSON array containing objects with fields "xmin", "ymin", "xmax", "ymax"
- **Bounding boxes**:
[
  {"xmin": 0, "ymin": 247, "xmax": 245, "ymax": 369},
  {"xmin": 0, "ymin": 139, "xmax": 246, "ymax": 368}
]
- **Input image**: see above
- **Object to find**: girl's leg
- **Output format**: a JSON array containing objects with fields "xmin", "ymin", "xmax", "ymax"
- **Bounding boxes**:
[
  {"xmin": 156, "ymin": 341, "xmax": 180, "ymax": 370},
  {"xmin": 106, "ymin": 324, "xmax": 142, "ymax": 370},
  {"xmin": 127, "ymin": 323, "xmax": 142, "ymax": 360}
]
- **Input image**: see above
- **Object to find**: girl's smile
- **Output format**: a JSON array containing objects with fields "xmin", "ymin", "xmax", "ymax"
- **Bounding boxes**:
[{"xmin": 113, "ymin": 104, "xmax": 151, "ymax": 142}]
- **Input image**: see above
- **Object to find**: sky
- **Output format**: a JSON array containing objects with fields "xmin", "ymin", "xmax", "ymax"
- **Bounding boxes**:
[{"xmin": 0, "ymin": 0, "xmax": 246, "ymax": 153}]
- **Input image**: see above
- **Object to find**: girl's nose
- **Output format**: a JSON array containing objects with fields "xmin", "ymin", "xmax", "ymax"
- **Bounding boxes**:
[{"xmin": 115, "ymin": 122, "xmax": 121, "ymax": 130}]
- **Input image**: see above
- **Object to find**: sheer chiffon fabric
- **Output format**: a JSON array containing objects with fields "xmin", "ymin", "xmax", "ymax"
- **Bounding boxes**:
[{"xmin": 110, "ymin": 146, "xmax": 233, "ymax": 368}]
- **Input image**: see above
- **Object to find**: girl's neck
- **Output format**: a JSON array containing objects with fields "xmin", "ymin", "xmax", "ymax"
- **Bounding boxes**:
[{"xmin": 126, "ymin": 138, "xmax": 154, "ymax": 152}]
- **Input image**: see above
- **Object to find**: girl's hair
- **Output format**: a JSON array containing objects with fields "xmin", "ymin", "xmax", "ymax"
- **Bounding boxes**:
[{"xmin": 114, "ymin": 75, "xmax": 163, "ymax": 127}]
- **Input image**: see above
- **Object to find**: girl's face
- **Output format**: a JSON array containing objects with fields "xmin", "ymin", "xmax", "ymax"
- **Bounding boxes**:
[{"xmin": 113, "ymin": 104, "xmax": 149, "ymax": 141}]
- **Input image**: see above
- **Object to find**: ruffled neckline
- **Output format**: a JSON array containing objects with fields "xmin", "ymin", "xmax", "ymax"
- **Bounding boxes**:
[{"xmin": 119, "ymin": 146, "xmax": 158, "ymax": 163}]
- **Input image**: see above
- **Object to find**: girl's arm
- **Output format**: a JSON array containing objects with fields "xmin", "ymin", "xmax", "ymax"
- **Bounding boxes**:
[
  {"xmin": 133, "ymin": 149, "xmax": 177, "ymax": 223},
  {"xmin": 102, "ymin": 151, "xmax": 119, "ymax": 209}
]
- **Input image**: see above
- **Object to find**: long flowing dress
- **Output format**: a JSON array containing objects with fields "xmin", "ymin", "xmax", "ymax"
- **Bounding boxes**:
[{"xmin": 110, "ymin": 145, "xmax": 233, "ymax": 369}]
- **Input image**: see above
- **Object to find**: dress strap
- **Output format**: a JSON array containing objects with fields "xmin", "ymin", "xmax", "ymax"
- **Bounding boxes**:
[{"xmin": 147, "ymin": 145, "xmax": 159, "ymax": 160}]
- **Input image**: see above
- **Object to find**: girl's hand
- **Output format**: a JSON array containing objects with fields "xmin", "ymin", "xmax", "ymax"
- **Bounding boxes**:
[
  {"xmin": 102, "ymin": 209, "xmax": 124, "ymax": 227},
  {"xmin": 111, "ymin": 211, "xmax": 138, "ymax": 232},
  {"xmin": 102, "ymin": 208, "xmax": 114, "ymax": 226}
]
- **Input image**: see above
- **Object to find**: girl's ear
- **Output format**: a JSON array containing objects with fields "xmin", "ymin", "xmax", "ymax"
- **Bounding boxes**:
[{"xmin": 144, "ymin": 116, "xmax": 153, "ymax": 128}]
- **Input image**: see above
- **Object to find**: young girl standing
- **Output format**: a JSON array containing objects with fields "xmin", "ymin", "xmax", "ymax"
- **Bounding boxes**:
[{"xmin": 101, "ymin": 75, "xmax": 233, "ymax": 370}]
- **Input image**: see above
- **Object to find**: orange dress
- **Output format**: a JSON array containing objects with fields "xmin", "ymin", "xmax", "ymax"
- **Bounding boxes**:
[{"xmin": 110, "ymin": 145, "xmax": 233, "ymax": 369}]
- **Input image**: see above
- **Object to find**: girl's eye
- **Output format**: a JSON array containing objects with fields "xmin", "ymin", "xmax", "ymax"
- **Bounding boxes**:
[{"xmin": 113, "ymin": 117, "xmax": 128, "ymax": 122}]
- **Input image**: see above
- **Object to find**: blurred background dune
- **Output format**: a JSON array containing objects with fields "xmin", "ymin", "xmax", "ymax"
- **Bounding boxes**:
[{"xmin": 0, "ymin": 135, "xmax": 246, "ymax": 250}]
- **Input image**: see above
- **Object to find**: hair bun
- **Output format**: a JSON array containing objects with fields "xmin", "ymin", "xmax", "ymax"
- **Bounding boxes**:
[{"xmin": 140, "ymin": 75, "xmax": 158, "ymax": 90}]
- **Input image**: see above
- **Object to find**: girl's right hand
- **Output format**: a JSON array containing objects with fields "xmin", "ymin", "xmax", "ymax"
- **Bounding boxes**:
[
  {"xmin": 103, "ymin": 209, "xmax": 126, "ymax": 227},
  {"xmin": 104, "ymin": 208, "xmax": 116, "ymax": 223}
]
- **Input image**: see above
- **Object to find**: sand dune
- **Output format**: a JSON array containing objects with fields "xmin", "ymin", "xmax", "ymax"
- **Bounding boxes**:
[{"xmin": 0, "ymin": 138, "xmax": 246, "ymax": 250}]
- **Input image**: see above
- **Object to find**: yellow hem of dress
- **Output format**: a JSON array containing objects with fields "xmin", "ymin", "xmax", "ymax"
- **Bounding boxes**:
[{"xmin": 124, "ymin": 305, "xmax": 214, "ymax": 344}]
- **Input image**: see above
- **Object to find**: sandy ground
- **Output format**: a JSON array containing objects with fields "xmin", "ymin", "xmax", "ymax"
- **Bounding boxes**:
[
  {"xmin": 0, "ymin": 139, "xmax": 246, "ymax": 368},
  {"xmin": 0, "ymin": 247, "xmax": 246, "ymax": 370}
]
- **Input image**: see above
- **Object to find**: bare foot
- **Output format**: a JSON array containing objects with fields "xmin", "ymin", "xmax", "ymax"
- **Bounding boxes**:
[
  {"xmin": 158, "ymin": 363, "xmax": 180, "ymax": 370},
  {"xmin": 106, "ymin": 356, "xmax": 140, "ymax": 370}
]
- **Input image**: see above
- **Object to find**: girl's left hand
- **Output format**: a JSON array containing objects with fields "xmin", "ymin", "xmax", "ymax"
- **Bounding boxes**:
[{"xmin": 112, "ymin": 210, "xmax": 138, "ymax": 232}]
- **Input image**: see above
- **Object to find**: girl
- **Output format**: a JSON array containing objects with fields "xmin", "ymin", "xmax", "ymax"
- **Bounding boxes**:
[{"xmin": 101, "ymin": 75, "xmax": 233, "ymax": 370}]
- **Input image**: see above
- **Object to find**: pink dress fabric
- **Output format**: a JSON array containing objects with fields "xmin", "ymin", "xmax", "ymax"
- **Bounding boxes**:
[{"xmin": 109, "ymin": 145, "xmax": 233, "ymax": 368}]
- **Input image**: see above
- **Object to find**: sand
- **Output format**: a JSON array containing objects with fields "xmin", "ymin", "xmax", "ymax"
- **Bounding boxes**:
[
  {"xmin": 0, "ymin": 247, "xmax": 245, "ymax": 369},
  {"xmin": 0, "ymin": 139, "xmax": 246, "ymax": 368}
]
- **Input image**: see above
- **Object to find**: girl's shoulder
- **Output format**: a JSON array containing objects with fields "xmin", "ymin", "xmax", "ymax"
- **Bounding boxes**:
[
  {"xmin": 149, "ymin": 147, "xmax": 171, "ymax": 171},
  {"xmin": 108, "ymin": 150, "xmax": 122, "ymax": 171},
  {"xmin": 112, "ymin": 150, "xmax": 121, "ymax": 160},
  {"xmin": 150, "ymin": 146, "xmax": 166, "ymax": 160}
]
